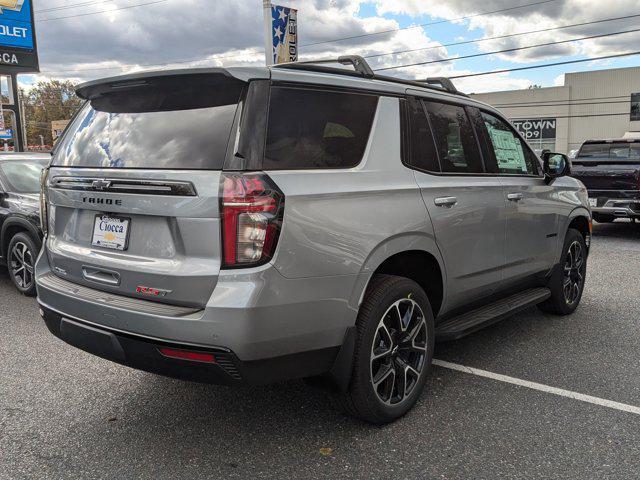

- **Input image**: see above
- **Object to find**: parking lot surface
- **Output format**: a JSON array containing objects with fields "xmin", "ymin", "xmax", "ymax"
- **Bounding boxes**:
[{"xmin": 2, "ymin": 222, "xmax": 640, "ymax": 479}]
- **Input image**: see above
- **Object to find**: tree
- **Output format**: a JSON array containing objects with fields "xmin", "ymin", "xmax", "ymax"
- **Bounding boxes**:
[{"xmin": 21, "ymin": 80, "xmax": 83, "ymax": 148}]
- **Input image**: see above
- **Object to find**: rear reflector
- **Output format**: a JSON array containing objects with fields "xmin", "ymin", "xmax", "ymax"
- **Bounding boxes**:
[{"xmin": 158, "ymin": 347, "xmax": 216, "ymax": 363}]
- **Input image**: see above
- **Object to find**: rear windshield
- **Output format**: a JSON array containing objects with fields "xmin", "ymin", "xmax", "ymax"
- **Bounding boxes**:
[
  {"xmin": 53, "ymin": 82, "xmax": 240, "ymax": 170},
  {"xmin": 578, "ymin": 142, "xmax": 640, "ymax": 160},
  {"xmin": 0, "ymin": 159, "xmax": 49, "ymax": 193}
]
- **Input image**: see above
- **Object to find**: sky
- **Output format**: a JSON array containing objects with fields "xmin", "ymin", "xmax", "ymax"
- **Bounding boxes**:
[{"xmin": 23, "ymin": 0, "xmax": 640, "ymax": 93}]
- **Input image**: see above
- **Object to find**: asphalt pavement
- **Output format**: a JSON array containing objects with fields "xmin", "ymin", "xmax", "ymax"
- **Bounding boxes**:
[{"xmin": 2, "ymin": 221, "xmax": 640, "ymax": 479}]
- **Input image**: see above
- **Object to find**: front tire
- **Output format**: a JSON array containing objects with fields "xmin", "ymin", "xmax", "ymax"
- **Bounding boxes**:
[
  {"xmin": 336, "ymin": 274, "xmax": 435, "ymax": 424},
  {"xmin": 539, "ymin": 228, "xmax": 587, "ymax": 315},
  {"xmin": 7, "ymin": 232, "xmax": 38, "ymax": 296}
]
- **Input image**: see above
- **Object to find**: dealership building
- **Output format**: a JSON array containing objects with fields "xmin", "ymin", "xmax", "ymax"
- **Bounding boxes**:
[{"xmin": 469, "ymin": 66, "xmax": 640, "ymax": 155}]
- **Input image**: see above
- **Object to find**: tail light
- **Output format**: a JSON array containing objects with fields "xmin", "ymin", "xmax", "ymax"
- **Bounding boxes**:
[
  {"xmin": 220, "ymin": 172, "xmax": 284, "ymax": 268},
  {"xmin": 39, "ymin": 167, "xmax": 50, "ymax": 235}
]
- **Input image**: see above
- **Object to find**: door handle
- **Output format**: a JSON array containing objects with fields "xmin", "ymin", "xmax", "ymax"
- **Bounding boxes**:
[
  {"xmin": 507, "ymin": 193, "xmax": 524, "ymax": 202},
  {"xmin": 434, "ymin": 196, "xmax": 458, "ymax": 207}
]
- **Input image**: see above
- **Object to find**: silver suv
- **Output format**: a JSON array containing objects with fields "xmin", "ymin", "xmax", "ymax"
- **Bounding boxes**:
[{"xmin": 36, "ymin": 57, "xmax": 592, "ymax": 424}]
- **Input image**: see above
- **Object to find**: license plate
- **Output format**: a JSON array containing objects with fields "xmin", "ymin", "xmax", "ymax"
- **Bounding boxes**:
[
  {"xmin": 92, "ymin": 215, "xmax": 130, "ymax": 251},
  {"xmin": 589, "ymin": 198, "xmax": 597, "ymax": 207}
]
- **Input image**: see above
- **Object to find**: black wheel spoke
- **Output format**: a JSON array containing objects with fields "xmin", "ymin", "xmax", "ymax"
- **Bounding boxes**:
[
  {"xmin": 371, "ymin": 298, "xmax": 428, "ymax": 405},
  {"xmin": 562, "ymin": 240, "xmax": 585, "ymax": 306},
  {"xmin": 9, "ymin": 241, "xmax": 34, "ymax": 290}
]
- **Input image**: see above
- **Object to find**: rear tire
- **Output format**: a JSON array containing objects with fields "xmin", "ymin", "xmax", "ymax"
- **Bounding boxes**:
[
  {"xmin": 335, "ymin": 274, "xmax": 434, "ymax": 424},
  {"xmin": 6, "ymin": 232, "xmax": 38, "ymax": 297},
  {"xmin": 538, "ymin": 228, "xmax": 587, "ymax": 316}
]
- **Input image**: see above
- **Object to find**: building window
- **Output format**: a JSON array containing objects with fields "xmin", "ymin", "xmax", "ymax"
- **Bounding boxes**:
[{"xmin": 631, "ymin": 93, "xmax": 640, "ymax": 121}]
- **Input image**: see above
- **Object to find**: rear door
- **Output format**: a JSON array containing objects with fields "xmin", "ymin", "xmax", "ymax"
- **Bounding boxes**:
[
  {"xmin": 404, "ymin": 96, "xmax": 506, "ymax": 311},
  {"xmin": 46, "ymin": 73, "xmax": 247, "ymax": 308},
  {"xmin": 475, "ymin": 109, "xmax": 559, "ymax": 281}
]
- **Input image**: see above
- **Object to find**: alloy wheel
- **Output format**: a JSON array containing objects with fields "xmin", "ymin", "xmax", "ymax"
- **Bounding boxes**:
[
  {"xmin": 10, "ymin": 241, "xmax": 35, "ymax": 291},
  {"xmin": 563, "ymin": 240, "xmax": 584, "ymax": 306},
  {"xmin": 370, "ymin": 298, "xmax": 428, "ymax": 405}
]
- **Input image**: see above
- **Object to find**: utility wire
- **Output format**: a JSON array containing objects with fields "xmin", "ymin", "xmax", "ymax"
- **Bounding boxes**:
[
  {"xmin": 300, "ymin": 0, "xmax": 560, "ymax": 47},
  {"xmin": 36, "ymin": 0, "xmax": 167, "ymax": 22},
  {"xmin": 36, "ymin": 0, "xmax": 116, "ymax": 14},
  {"xmin": 489, "ymin": 94, "xmax": 629, "ymax": 106},
  {"xmin": 374, "ymin": 27, "xmax": 640, "ymax": 71},
  {"xmin": 364, "ymin": 13, "xmax": 640, "ymax": 60},
  {"xmin": 438, "ymin": 50, "xmax": 640, "ymax": 79},
  {"xmin": 491, "ymin": 100, "xmax": 631, "ymax": 109}
]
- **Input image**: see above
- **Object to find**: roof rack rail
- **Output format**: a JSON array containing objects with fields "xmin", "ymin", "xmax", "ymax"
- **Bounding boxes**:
[
  {"xmin": 415, "ymin": 77, "xmax": 467, "ymax": 97},
  {"xmin": 273, "ymin": 55, "xmax": 375, "ymax": 78},
  {"xmin": 273, "ymin": 56, "xmax": 468, "ymax": 97}
]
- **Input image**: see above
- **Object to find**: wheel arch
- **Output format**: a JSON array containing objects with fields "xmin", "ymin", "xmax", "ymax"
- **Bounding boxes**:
[
  {"xmin": 558, "ymin": 207, "xmax": 591, "ymax": 263},
  {"xmin": 1, "ymin": 216, "xmax": 41, "ymax": 259},
  {"xmin": 350, "ymin": 233, "xmax": 446, "ymax": 318}
]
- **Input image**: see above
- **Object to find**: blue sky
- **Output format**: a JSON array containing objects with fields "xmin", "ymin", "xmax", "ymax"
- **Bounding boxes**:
[{"xmin": 354, "ymin": 1, "xmax": 640, "ymax": 90}]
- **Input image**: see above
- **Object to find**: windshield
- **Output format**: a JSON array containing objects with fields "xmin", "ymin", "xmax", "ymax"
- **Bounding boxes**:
[
  {"xmin": 53, "ymin": 80, "xmax": 241, "ymax": 170},
  {"xmin": 0, "ymin": 160, "xmax": 49, "ymax": 193}
]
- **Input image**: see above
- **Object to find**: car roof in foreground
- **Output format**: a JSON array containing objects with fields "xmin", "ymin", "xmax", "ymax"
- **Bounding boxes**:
[{"xmin": 0, "ymin": 152, "xmax": 50, "ymax": 161}]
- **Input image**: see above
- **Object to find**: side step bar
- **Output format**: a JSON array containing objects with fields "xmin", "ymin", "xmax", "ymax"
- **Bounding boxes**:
[{"xmin": 435, "ymin": 287, "xmax": 551, "ymax": 341}]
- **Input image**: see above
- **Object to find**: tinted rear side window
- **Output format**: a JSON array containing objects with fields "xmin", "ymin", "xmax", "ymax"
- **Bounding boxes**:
[
  {"xmin": 264, "ymin": 87, "xmax": 378, "ymax": 169},
  {"xmin": 423, "ymin": 102, "xmax": 483, "ymax": 173},
  {"xmin": 403, "ymin": 96, "xmax": 440, "ymax": 172},
  {"xmin": 54, "ymin": 83, "xmax": 240, "ymax": 170}
]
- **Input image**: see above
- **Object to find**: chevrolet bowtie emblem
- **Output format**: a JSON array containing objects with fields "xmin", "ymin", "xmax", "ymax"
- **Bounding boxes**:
[{"xmin": 92, "ymin": 179, "xmax": 112, "ymax": 190}]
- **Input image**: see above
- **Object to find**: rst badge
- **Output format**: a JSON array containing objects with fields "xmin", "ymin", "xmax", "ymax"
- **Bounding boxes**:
[{"xmin": 136, "ymin": 286, "xmax": 172, "ymax": 298}]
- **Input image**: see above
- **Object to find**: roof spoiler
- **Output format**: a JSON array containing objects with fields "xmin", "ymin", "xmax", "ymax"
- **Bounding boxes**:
[{"xmin": 75, "ymin": 68, "xmax": 259, "ymax": 101}]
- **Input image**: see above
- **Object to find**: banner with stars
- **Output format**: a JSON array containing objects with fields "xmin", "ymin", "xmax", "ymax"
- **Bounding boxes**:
[{"xmin": 263, "ymin": 2, "xmax": 297, "ymax": 65}]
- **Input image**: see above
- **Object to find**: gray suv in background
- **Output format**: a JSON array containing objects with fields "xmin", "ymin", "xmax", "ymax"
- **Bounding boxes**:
[{"xmin": 36, "ymin": 57, "xmax": 592, "ymax": 424}]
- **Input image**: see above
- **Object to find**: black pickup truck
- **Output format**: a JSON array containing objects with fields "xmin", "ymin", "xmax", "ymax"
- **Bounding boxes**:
[{"xmin": 571, "ymin": 139, "xmax": 640, "ymax": 223}]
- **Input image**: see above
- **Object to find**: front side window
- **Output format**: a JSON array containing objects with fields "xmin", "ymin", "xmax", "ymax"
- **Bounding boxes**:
[
  {"xmin": 264, "ymin": 87, "xmax": 378, "ymax": 169},
  {"xmin": 423, "ymin": 102, "xmax": 483, "ymax": 174},
  {"xmin": 481, "ymin": 111, "xmax": 538, "ymax": 175}
]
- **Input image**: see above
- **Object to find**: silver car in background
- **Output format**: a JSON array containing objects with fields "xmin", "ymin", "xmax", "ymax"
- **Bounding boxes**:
[{"xmin": 36, "ymin": 57, "xmax": 592, "ymax": 423}]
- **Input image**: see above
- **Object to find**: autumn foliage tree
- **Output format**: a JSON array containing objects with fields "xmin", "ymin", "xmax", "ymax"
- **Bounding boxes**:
[{"xmin": 21, "ymin": 80, "xmax": 83, "ymax": 147}]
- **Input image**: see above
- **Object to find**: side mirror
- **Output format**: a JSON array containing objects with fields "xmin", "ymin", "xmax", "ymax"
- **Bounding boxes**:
[{"xmin": 542, "ymin": 151, "xmax": 570, "ymax": 183}]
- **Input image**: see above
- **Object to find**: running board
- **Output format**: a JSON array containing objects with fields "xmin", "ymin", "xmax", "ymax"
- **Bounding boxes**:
[{"xmin": 435, "ymin": 287, "xmax": 551, "ymax": 341}]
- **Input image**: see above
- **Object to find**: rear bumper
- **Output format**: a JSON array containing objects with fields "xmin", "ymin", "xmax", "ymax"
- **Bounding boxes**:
[
  {"xmin": 36, "ymin": 247, "xmax": 359, "ymax": 383},
  {"xmin": 40, "ymin": 304, "xmax": 340, "ymax": 385}
]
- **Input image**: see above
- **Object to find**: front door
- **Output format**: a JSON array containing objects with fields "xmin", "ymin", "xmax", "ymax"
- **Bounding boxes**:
[
  {"xmin": 477, "ymin": 109, "xmax": 559, "ymax": 282},
  {"xmin": 407, "ymin": 98, "xmax": 507, "ymax": 311}
]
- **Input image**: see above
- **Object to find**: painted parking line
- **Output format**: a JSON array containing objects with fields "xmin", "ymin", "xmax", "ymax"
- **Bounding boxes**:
[{"xmin": 433, "ymin": 359, "xmax": 640, "ymax": 416}]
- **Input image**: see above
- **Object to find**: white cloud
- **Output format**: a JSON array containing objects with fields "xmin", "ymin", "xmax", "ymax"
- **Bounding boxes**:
[{"xmin": 26, "ymin": 0, "xmax": 638, "ymax": 94}]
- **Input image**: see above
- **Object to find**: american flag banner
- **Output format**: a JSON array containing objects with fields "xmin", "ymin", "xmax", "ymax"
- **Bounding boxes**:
[{"xmin": 263, "ymin": 2, "xmax": 297, "ymax": 65}]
